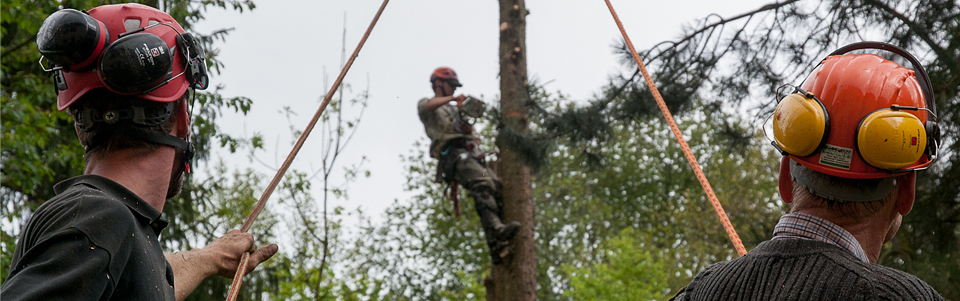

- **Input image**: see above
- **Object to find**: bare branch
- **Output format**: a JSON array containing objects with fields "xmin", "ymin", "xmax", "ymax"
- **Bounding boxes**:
[
  {"xmin": 648, "ymin": 0, "xmax": 800, "ymax": 60},
  {"xmin": 863, "ymin": 0, "xmax": 954, "ymax": 66}
]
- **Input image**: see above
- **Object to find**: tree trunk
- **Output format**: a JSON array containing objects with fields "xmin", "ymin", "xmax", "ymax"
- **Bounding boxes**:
[
  {"xmin": 494, "ymin": 0, "xmax": 536, "ymax": 300},
  {"xmin": 484, "ymin": 275, "xmax": 496, "ymax": 301}
]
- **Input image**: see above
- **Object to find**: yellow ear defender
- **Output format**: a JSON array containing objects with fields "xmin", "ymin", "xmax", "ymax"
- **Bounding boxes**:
[
  {"xmin": 773, "ymin": 85, "xmax": 938, "ymax": 172},
  {"xmin": 856, "ymin": 106, "xmax": 928, "ymax": 170},
  {"xmin": 772, "ymin": 88, "xmax": 830, "ymax": 157}
]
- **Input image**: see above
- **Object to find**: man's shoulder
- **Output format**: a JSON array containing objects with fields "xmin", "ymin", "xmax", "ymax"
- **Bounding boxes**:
[
  {"xmin": 29, "ymin": 180, "xmax": 140, "ymax": 247},
  {"xmin": 860, "ymin": 261, "xmax": 943, "ymax": 300},
  {"xmin": 802, "ymin": 245, "xmax": 941, "ymax": 300},
  {"xmin": 417, "ymin": 97, "xmax": 431, "ymax": 118},
  {"xmin": 675, "ymin": 240, "xmax": 942, "ymax": 300},
  {"xmin": 45, "ymin": 179, "xmax": 133, "ymax": 220},
  {"xmin": 6, "ymin": 180, "xmax": 168, "ymax": 301},
  {"xmin": 36, "ymin": 182, "xmax": 124, "ymax": 221}
]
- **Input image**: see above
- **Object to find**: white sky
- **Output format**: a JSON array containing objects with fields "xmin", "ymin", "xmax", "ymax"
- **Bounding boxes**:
[{"xmin": 194, "ymin": 0, "xmax": 769, "ymax": 225}]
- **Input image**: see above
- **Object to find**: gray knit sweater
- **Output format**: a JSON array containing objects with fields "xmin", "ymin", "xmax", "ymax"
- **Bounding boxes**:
[{"xmin": 671, "ymin": 239, "xmax": 942, "ymax": 301}]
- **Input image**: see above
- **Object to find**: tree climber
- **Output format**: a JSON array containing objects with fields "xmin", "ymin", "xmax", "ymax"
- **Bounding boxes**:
[
  {"xmin": 417, "ymin": 67, "xmax": 520, "ymax": 264},
  {"xmin": 671, "ymin": 42, "xmax": 943, "ymax": 300},
  {"xmin": 1, "ymin": 4, "xmax": 276, "ymax": 300}
]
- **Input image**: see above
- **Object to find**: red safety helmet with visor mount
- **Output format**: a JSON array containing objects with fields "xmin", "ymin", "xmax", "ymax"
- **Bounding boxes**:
[
  {"xmin": 38, "ymin": 3, "xmax": 208, "ymax": 111},
  {"xmin": 36, "ymin": 3, "xmax": 208, "ymax": 173}
]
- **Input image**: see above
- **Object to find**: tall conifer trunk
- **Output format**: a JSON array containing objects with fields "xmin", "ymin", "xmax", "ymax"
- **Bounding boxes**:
[{"xmin": 494, "ymin": 0, "xmax": 535, "ymax": 300}]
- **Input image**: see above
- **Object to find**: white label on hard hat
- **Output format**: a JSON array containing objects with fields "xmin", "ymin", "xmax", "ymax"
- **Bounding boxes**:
[{"xmin": 820, "ymin": 144, "xmax": 853, "ymax": 169}]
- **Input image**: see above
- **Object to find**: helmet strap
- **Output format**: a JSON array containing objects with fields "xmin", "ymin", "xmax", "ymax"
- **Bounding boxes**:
[
  {"xmin": 122, "ymin": 127, "xmax": 194, "ymax": 175},
  {"xmin": 75, "ymin": 102, "xmax": 174, "ymax": 132}
]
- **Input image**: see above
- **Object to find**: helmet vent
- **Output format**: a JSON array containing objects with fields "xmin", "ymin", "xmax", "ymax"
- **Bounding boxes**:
[{"xmin": 123, "ymin": 19, "xmax": 140, "ymax": 32}]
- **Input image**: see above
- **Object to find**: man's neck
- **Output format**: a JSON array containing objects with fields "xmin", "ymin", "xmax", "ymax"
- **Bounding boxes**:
[
  {"xmin": 85, "ymin": 147, "xmax": 175, "ymax": 212},
  {"xmin": 793, "ymin": 207, "xmax": 899, "ymax": 263}
]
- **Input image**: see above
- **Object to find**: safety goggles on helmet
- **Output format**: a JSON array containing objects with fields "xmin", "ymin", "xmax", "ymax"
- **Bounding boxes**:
[
  {"xmin": 445, "ymin": 78, "xmax": 462, "ymax": 87},
  {"xmin": 772, "ymin": 42, "xmax": 940, "ymax": 179},
  {"xmin": 36, "ymin": 4, "xmax": 208, "ymax": 111}
]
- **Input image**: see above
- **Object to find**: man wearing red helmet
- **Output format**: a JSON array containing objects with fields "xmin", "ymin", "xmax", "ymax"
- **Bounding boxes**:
[
  {"xmin": 418, "ymin": 67, "xmax": 520, "ymax": 264},
  {"xmin": 1, "ymin": 4, "xmax": 275, "ymax": 301},
  {"xmin": 671, "ymin": 43, "xmax": 942, "ymax": 300}
]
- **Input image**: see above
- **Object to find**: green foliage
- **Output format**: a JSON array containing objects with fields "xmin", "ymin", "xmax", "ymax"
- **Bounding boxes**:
[
  {"xmin": 1, "ymin": 0, "xmax": 88, "ymax": 215},
  {"xmin": 338, "ymin": 141, "xmax": 492, "ymax": 300},
  {"xmin": 562, "ymin": 228, "xmax": 671, "ymax": 301},
  {"xmin": 533, "ymin": 101, "xmax": 782, "ymax": 300}
]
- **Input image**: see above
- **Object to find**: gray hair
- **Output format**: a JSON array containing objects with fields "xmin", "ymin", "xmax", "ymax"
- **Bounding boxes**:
[
  {"xmin": 789, "ymin": 160, "xmax": 901, "ymax": 218},
  {"xmin": 790, "ymin": 159, "xmax": 896, "ymax": 202}
]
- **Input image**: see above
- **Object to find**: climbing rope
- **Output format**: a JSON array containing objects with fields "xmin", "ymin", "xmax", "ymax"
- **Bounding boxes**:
[
  {"xmin": 225, "ymin": 0, "xmax": 391, "ymax": 299},
  {"xmin": 603, "ymin": 0, "xmax": 748, "ymax": 256}
]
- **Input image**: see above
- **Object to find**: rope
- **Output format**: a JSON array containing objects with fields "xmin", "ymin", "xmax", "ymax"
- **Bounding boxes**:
[
  {"xmin": 603, "ymin": 0, "xmax": 747, "ymax": 257},
  {"xmin": 225, "ymin": 0, "xmax": 391, "ymax": 299}
]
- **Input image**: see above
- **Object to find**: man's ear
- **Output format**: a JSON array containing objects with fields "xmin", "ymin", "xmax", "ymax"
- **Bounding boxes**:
[
  {"xmin": 74, "ymin": 122, "xmax": 88, "ymax": 150},
  {"xmin": 895, "ymin": 172, "xmax": 916, "ymax": 215},
  {"xmin": 779, "ymin": 156, "xmax": 793, "ymax": 203},
  {"xmin": 172, "ymin": 99, "xmax": 190, "ymax": 138}
]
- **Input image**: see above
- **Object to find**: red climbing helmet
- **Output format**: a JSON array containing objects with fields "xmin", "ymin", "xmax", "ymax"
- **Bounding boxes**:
[
  {"xmin": 430, "ymin": 67, "xmax": 462, "ymax": 87},
  {"xmin": 37, "ymin": 3, "xmax": 205, "ymax": 111}
]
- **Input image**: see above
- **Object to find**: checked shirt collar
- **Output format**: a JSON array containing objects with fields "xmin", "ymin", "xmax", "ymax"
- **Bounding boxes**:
[{"xmin": 772, "ymin": 213, "xmax": 869, "ymax": 262}]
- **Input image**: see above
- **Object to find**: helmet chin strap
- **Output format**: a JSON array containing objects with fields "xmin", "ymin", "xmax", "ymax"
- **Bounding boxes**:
[{"xmin": 119, "ymin": 127, "xmax": 194, "ymax": 174}]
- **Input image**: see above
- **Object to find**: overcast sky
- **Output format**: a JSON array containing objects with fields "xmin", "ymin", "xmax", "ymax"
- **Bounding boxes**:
[{"xmin": 194, "ymin": 0, "xmax": 769, "ymax": 225}]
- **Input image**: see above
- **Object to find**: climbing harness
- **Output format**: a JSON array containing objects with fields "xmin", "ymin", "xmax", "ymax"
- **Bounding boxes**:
[
  {"xmin": 437, "ymin": 139, "xmax": 481, "ymax": 218},
  {"xmin": 224, "ymin": 0, "xmax": 391, "ymax": 299},
  {"xmin": 604, "ymin": 0, "xmax": 748, "ymax": 256},
  {"xmin": 447, "ymin": 181, "xmax": 462, "ymax": 218},
  {"xmin": 434, "ymin": 97, "xmax": 489, "ymax": 219}
]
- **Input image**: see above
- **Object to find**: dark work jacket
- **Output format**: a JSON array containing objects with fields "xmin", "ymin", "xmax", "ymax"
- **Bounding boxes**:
[
  {"xmin": 1, "ymin": 175, "xmax": 175, "ymax": 301},
  {"xmin": 671, "ymin": 239, "xmax": 942, "ymax": 301}
]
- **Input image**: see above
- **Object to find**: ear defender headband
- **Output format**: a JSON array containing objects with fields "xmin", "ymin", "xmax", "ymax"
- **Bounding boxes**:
[
  {"xmin": 772, "ymin": 42, "xmax": 941, "ymax": 177},
  {"xmin": 37, "ymin": 9, "xmax": 208, "ymax": 95}
]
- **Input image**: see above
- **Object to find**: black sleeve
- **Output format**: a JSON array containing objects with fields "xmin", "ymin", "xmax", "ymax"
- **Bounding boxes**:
[{"xmin": 1, "ymin": 229, "xmax": 115, "ymax": 301}]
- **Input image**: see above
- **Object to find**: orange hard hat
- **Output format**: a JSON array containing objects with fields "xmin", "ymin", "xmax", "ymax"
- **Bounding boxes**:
[
  {"xmin": 430, "ymin": 67, "xmax": 462, "ymax": 87},
  {"xmin": 775, "ymin": 51, "xmax": 936, "ymax": 179}
]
